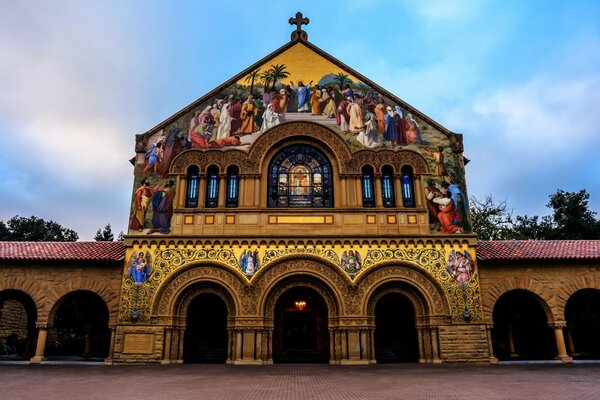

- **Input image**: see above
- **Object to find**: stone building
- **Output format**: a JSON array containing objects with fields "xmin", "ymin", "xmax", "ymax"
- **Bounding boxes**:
[{"xmin": 1, "ymin": 16, "xmax": 599, "ymax": 365}]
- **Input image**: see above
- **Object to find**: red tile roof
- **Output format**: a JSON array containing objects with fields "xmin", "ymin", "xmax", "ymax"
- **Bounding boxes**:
[
  {"xmin": 0, "ymin": 241, "xmax": 125, "ymax": 262},
  {"xmin": 477, "ymin": 240, "xmax": 600, "ymax": 261}
]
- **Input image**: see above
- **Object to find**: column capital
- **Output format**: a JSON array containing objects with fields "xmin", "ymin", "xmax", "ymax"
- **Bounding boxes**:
[{"xmin": 549, "ymin": 322, "xmax": 567, "ymax": 329}]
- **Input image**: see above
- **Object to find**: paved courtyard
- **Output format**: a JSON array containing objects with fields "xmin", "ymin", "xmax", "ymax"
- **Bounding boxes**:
[{"xmin": 0, "ymin": 363, "xmax": 598, "ymax": 400}]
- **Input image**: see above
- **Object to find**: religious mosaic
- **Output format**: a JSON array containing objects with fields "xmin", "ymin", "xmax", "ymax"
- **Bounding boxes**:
[
  {"xmin": 119, "ymin": 245, "xmax": 483, "ymax": 324},
  {"xmin": 128, "ymin": 22, "xmax": 470, "ymax": 235}
]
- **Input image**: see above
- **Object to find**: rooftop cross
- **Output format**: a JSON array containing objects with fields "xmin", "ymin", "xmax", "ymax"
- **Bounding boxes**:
[{"xmin": 289, "ymin": 12, "xmax": 309, "ymax": 41}]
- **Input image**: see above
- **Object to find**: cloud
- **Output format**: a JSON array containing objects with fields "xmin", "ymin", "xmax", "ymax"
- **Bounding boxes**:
[{"xmin": 453, "ymin": 72, "xmax": 600, "ymax": 216}]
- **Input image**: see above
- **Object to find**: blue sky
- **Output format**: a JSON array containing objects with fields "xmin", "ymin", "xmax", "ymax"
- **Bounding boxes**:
[{"xmin": 1, "ymin": 0, "xmax": 599, "ymax": 240}]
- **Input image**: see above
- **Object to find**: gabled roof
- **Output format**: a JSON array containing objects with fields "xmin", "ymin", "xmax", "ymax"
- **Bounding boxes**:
[
  {"xmin": 138, "ymin": 37, "xmax": 455, "ymax": 145},
  {"xmin": 477, "ymin": 240, "xmax": 600, "ymax": 261},
  {"xmin": 0, "ymin": 241, "xmax": 125, "ymax": 262}
]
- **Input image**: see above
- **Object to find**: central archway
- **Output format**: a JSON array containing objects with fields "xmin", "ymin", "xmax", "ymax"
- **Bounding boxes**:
[
  {"xmin": 374, "ymin": 293, "xmax": 419, "ymax": 363},
  {"xmin": 183, "ymin": 293, "xmax": 228, "ymax": 363},
  {"xmin": 272, "ymin": 286, "xmax": 329, "ymax": 363}
]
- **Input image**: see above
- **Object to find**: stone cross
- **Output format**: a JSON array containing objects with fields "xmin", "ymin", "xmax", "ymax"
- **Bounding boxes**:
[{"xmin": 289, "ymin": 12, "xmax": 309, "ymax": 41}]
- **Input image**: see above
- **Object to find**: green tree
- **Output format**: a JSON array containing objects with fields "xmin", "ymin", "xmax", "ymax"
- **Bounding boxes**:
[
  {"xmin": 471, "ymin": 189, "xmax": 600, "ymax": 240},
  {"xmin": 544, "ymin": 189, "xmax": 600, "ymax": 239},
  {"xmin": 0, "ymin": 215, "xmax": 78, "ymax": 242},
  {"xmin": 469, "ymin": 196, "xmax": 519, "ymax": 240},
  {"xmin": 94, "ymin": 223, "xmax": 115, "ymax": 241}
]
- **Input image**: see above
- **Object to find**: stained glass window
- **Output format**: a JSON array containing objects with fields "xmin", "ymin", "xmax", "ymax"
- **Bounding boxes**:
[
  {"xmin": 382, "ymin": 165, "xmax": 396, "ymax": 208},
  {"xmin": 268, "ymin": 145, "xmax": 333, "ymax": 208},
  {"xmin": 401, "ymin": 165, "xmax": 415, "ymax": 207},
  {"xmin": 205, "ymin": 165, "xmax": 219, "ymax": 208},
  {"xmin": 185, "ymin": 165, "xmax": 199, "ymax": 208},
  {"xmin": 362, "ymin": 165, "xmax": 375, "ymax": 208},
  {"xmin": 226, "ymin": 165, "xmax": 239, "ymax": 208}
]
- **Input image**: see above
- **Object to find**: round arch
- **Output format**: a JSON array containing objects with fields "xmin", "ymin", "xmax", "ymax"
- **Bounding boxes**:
[
  {"xmin": 356, "ymin": 262, "xmax": 450, "ymax": 318},
  {"xmin": 0, "ymin": 289, "xmax": 38, "ymax": 358},
  {"xmin": 483, "ymin": 284, "xmax": 556, "ymax": 324},
  {"xmin": 46, "ymin": 290, "xmax": 111, "ymax": 359},
  {"xmin": 152, "ymin": 262, "xmax": 246, "ymax": 319},
  {"xmin": 43, "ymin": 279, "xmax": 118, "ymax": 326},
  {"xmin": 252, "ymin": 256, "xmax": 350, "ymax": 318},
  {"xmin": 491, "ymin": 289, "xmax": 556, "ymax": 361},
  {"xmin": 564, "ymin": 288, "xmax": 600, "ymax": 359}
]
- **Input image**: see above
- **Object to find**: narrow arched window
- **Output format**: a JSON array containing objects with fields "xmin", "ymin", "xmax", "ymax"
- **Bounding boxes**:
[
  {"xmin": 226, "ymin": 165, "xmax": 239, "ymax": 208},
  {"xmin": 205, "ymin": 165, "xmax": 219, "ymax": 208},
  {"xmin": 362, "ymin": 165, "xmax": 375, "ymax": 208},
  {"xmin": 185, "ymin": 165, "xmax": 200, "ymax": 208},
  {"xmin": 401, "ymin": 165, "xmax": 415, "ymax": 207},
  {"xmin": 381, "ymin": 165, "xmax": 395, "ymax": 208}
]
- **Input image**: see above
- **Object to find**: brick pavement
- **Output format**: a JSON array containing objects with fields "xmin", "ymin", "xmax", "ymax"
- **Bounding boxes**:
[{"xmin": 0, "ymin": 364, "xmax": 598, "ymax": 400}]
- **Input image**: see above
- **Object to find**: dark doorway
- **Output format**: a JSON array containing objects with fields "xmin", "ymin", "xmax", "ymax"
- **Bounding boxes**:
[
  {"xmin": 183, "ymin": 293, "xmax": 228, "ymax": 363},
  {"xmin": 273, "ymin": 286, "xmax": 329, "ymax": 363},
  {"xmin": 49, "ymin": 291, "xmax": 110, "ymax": 359},
  {"xmin": 492, "ymin": 290, "xmax": 555, "ymax": 360},
  {"xmin": 565, "ymin": 289, "xmax": 600, "ymax": 359},
  {"xmin": 374, "ymin": 293, "xmax": 419, "ymax": 363},
  {"xmin": 0, "ymin": 290, "xmax": 37, "ymax": 359}
]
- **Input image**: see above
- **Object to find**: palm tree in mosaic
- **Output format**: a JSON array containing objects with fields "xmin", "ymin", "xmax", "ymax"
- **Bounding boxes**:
[
  {"xmin": 260, "ymin": 69, "xmax": 274, "ymax": 92},
  {"xmin": 334, "ymin": 72, "xmax": 351, "ymax": 90},
  {"xmin": 244, "ymin": 68, "xmax": 261, "ymax": 95},
  {"xmin": 269, "ymin": 64, "xmax": 290, "ymax": 90}
]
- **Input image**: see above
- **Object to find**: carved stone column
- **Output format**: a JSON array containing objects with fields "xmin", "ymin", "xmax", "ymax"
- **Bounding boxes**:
[
  {"xmin": 565, "ymin": 326, "xmax": 576, "ymax": 356},
  {"xmin": 82, "ymin": 325, "xmax": 93, "ymax": 358},
  {"xmin": 161, "ymin": 328, "xmax": 173, "ymax": 364},
  {"xmin": 253, "ymin": 176, "xmax": 261, "ymax": 207},
  {"xmin": 430, "ymin": 327, "xmax": 442, "ymax": 363},
  {"xmin": 413, "ymin": 176, "xmax": 424, "ymax": 207},
  {"xmin": 507, "ymin": 325, "xmax": 518, "ymax": 358},
  {"xmin": 393, "ymin": 177, "xmax": 403, "ymax": 209},
  {"xmin": 550, "ymin": 322, "xmax": 573, "ymax": 364},
  {"xmin": 417, "ymin": 327, "xmax": 426, "ymax": 363},
  {"xmin": 353, "ymin": 177, "xmax": 362, "ymax": 206},
  {"xmin": 340, "ymin": 176, "xmax": 348, "ymax": 207},
  {"xmin": 176, "ymin": 327, "xmax": 185, "ymax": 364},
  {"xmin": 374, "ymin": 174, "xmax": 383, "ymax": 208},
  {"xmin": 369, "ymin": 329, "xmax": 376, "ymax": 364},
  {"xmin": 197, "ymin": 176, "xmax": 207, "ymax": 208},
  {"xmin": 486, "ymin": 324, "xmax": 498, "ymax": 364},
  {"xmin": 217, "ymin": 175, "xmax": 227, "ymax": 208},
  {"xmin": 30, "ymin": 324, "xmax": 49, "ymax": 364},
  {"xmin": 226, "ymin": 328, "xmax": 234, "ymax": 364},
  {"xmin": 104, "ymin": 325, "xmax": 117, "ymax": 365}
]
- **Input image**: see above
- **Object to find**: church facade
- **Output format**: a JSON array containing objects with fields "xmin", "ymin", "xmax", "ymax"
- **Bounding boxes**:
[{"xmin": 1, "ymin": 16, "xmax": 599, "ymax": 365}]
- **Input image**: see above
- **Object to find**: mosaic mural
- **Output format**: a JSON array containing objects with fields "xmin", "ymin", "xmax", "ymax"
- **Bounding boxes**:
[
  {"xmin": 120, "ymin": 245, "xmax": 482, "ymax": 324},
  {"xmin": 129, "ymin": 41, "xmax": 470, "ymax": 235}
]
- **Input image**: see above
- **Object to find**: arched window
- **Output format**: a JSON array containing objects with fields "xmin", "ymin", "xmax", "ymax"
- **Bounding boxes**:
[
  {"xmin": 381, "ymin": 165, "xmax": 395, "ymax": 208},
  {"xmin": 226, "ymin": 165, "xmax": 239, "ymax": 208},
  {"xmin": 185, "ymin": 165, "xmax": 200, "ymax": 208},
  {"xmin": 205, "ymin": 165, "xmax": 219, "ymax": 208},
  {"xmin": 401, "ymin": 165, "xmax": 415, "ymax": 207},
  {"xmin": 362, "ymin": 165, "xmax": 375, "ymax": 208},
  {"xmin": 268, "ymin": 145, "xmax": 333, "ymax": 208}
]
